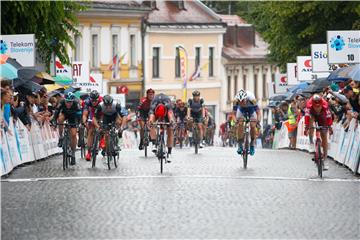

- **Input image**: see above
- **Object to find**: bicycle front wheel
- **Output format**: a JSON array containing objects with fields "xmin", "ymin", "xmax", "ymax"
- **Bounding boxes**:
[{"xmin": 316, "ymin": 140, "xmax": 323, "ymax": 178}]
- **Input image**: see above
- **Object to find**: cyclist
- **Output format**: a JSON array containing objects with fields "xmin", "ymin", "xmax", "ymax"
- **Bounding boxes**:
[
  {"xmin": 174, "ymin": 99, "xmax": 188, "ymax": 144},
  {"xmin": 148, "ymin": 93, "xmax": 175, "ymax": 161},
  {"xmin": 82, "ymin": 90, "xmax": 102, "ymax": 161},
  {"xmin": 187, "ymin": 90, "xmax": 206, "ymax": 148},
  {"xmin": 304, "ymin": 94, "xmax": 333, "ymax": 170},
  {"xmin": 53, "ymin": 92, "xmax": 82, "ymax": 165},
  {"xmin": 137, "ymin": 88, "xmax": 155, "ymax": 150},
  {"xmin": 93, "ymin": 95, "xmax": 127, "ymax": 157},
  {"xmin": 235, "ymin": 89, "xmax": 261, "ymax": 156}
]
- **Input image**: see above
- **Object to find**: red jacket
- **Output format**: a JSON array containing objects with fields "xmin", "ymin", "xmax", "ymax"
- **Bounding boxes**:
[{"xmin": 304, "ymin": 97, "xmax": 332, "ymax": 127}]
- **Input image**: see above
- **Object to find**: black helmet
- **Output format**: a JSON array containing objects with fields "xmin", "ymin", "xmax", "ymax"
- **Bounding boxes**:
[
  {"xmin": 65, "ymin": 92, "xmax": 76, "ymax": 102},
  {"xmin": 192, "ymin": 90, "xmax": 200, "ymax": 96},
  {"xmin": 103, "ymin": 95, "xmax": 113, "ymax": 106},
  {"xmin": 90, "ymin": 90, "xmax": 99, "ymax": 100}
]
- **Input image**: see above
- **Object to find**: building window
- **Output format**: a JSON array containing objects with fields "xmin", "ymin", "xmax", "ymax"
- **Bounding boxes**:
[
  {"xmin": 130, "ymin": 34, "xmax": 136, "ymax": 66},
  {"xmin": 175, "ymin": 47, "xmax": 180, "ymax": 78},
  {"xmin": 74, "ymin": 34, "xmax": 81, "ymax": 61},
  {"xmin": 272, "ymin": 73, "xmax": 275, "ymax": 83},
  {"xmin": 209, "ymin": 47, "xmax": 214, "ymax": 77},
  {"xmin": 263, "ymin": 73, "xmax": 267, "ymax": 99},
  {"xmin": 195, "ymin": 47, "xmax": 201, "ymax": 77},
  {"xmin": 178, "ymin": 0, "xmax": 185, "ymax": 9},
  {"xmin": 254, "ymin": 74, "xmax": 258, "ymax": 98},
  {"xmin": 243, "ymin": 74, "xmax": 247, "ymax": 91},
  {"xmin": 112, "ymin": 34, "xmax": 118, "ymax": 58},
  {"xmin": 234, "ymin": 75, "xmax": 238, "ymax": 97},
  {"xmin": 227, "ymin": 76, "xmax": 231, "ymax": 101},
  {"xmin": 153, "ymin": 47, "xmax": 160, "ymax": 78},
  {"xmin": 91, "ymin": 34, "xmax": 98, "ymax": 68}
]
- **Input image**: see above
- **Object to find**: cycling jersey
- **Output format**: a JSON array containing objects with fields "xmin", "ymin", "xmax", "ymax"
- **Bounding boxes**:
[
  {"xmin": 174, "ymin": 107, "xmax": 187, "ymax": 121},
  {"xmin": 95, "ymin": 101, "xmax": 125, "ymax": 125},
  {"xmin": 54, "ymin": 99, "xmax": 82, "ymax": 125},
  {"xmin": 84, "ymin": 97, "xmax": 102, "ymax": 121},
  {"xmin": 236, "ymin": 91, "xmax": 259, "ymax": 119},
  {"xmin": 137, "ymin": 96, "xmax": 152, "ymax": 120},
  {"xmin": 304, "ymin": 97, "xmax": 332, "ymax": 127}
]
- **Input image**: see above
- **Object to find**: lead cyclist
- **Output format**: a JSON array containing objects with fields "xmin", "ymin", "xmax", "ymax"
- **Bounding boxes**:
[{"xmin": 234, "ymin": 89, "xmax": 261, "ymax": 156}]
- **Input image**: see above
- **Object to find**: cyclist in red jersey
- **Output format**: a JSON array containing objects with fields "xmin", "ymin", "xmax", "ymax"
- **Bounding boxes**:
[
  {"xmin": 137, "ymin": 88, "xmax": 155, "ymax": 150},
  {"xmin": 304, "ymin": 94, "xmax": 333, "ymax": 170},
  {"xmin": 82, "ymin": 90, "xmax": 102, "ymax": 161}
]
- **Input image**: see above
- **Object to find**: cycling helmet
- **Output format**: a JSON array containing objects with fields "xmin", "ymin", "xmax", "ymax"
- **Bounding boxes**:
[
  {"xmin": 89, "ymin": 90, "xmax": 99, "ymax": 100},
  {"xmin": 312, "ymin": 94, "xmax": 322, "ymax": 104},
  {"xmin": 235, "ymin": 89, "xmax": 247, "ymax": 101},
  {"xmin": 65, "ymin": 92, "xmax": 76, "ymax": 102},
  {"xmin": 192, "ymin": 90, "xmax": 200, "ymax": 96},
  {"xmin": 103, "ymin": 95, "xmax": 113, "ymax": 106},
  {"xmin": 154, "ymin": 103, "xmax": 167, "ymax": 118},
  {"xmin": 146, "ymin": 88, "xmax": 155, "ymax": 94}
]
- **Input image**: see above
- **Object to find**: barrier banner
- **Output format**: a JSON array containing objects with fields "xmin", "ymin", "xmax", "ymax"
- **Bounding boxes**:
[
  {"xmin": 347, "ymin": 127, "xmax": 360, "ymax": 172},
  {"xmin": 328, "ymin": 122, "xmax": 342, "ymax": 159},
  {"xmin": 15, "ymin": 120, "xmax": 35, "ymax": 163},
  {"xmin": 343, "ymin": 120, "xmax": 358, "ymax": 167},
  {"xmin": 30, "ymin": 121, "xmax": 47, "ymax": 160},
  {"xmin": 5, "ymin": 120, "xmax": 22, "ymax": 167},
  {"xmin": 277, "ymin": 121, "xmax": 290, "ymax": 148},
  {"xmin": 0, "ymin": 128, "xmax": 13, "ymax": 175}
]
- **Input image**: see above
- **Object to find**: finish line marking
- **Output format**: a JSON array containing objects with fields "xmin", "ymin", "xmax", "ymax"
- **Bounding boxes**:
[{"xmin": 2, "ymin": 175, "xmax": 360, "ymax": 183}]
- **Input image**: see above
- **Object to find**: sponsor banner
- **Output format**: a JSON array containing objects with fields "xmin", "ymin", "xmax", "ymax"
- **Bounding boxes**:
[
  {"xmin": 0, "ymin": 34, "xmax": 35, "ymax": 66},
  {"xmin": 15, "ymin": 120, "xmax": 35, "ymax": 163},
  {"xmin": 0, "ymin": 128, "xmax": 13, "ymax": 175},
  {"xmin": 274, "ymin": 73, "xmax": 290, "ymax": 93},
  {"xmin": 77, "ymin": 73, "xmax": 103, "ymax": 94},
  {"xmin": 327, "ymin": 30, "xmax": 360, "ymax": 64},
  {"xmin": 6, "ymin": 120, "xmax": 22, "ymax": 167},
  {"xmin": 72, "ymin": 61, "xmax": 90, "ymax": 85},
  {"xmin": 55, "ymin": 59, "xmax": 72, "ymax": 79},
  {"xmin": 297, "ymin": 56, "xmax": 330, "ymax": 81},
  {"xmin": 311, "ymin": 44, "xmax": 339, "ymax": 72},
  {"xmin": 286, "ymin": 63, "xmax": 298, "ymax": 85}
]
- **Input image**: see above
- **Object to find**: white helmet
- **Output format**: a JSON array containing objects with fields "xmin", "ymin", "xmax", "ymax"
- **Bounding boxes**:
[{"xmin": 235, "ymin": 89, "xmax": 247, "ymax": 101}]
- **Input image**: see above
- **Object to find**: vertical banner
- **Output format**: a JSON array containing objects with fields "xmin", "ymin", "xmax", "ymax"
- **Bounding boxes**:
[
  {"xmin": 327, "ymin": 30, "xmax": 360, "ymax": 64},
  {"xmin": 179, "ymin": 47, "xmax": 187, "ymax": 101},
  {"xmin": 274, "ymin": 73, "xmax": 289, "ymax": 93},
  {"xmin": 311, "ymin": 44, "xmax": 339, "ymax": 72},
  {"xmin": 287, "ymin": 63, "xmax": 298, "ymax": 85}
]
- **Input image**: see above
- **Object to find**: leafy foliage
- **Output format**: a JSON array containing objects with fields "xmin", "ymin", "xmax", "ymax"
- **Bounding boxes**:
[
  {"xmin": 1, "ymin": 1, "xmax": 85, "ymax": 68},
  {"xmin": 203, "ymin": 1, "xmax": 360, "ymax": 69}
]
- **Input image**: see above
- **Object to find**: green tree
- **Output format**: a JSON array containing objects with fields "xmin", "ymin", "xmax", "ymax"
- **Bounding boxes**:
[
  {"xmin": 1, "ymin": 1, "xmax": 85, "ymax": 68},
  {"xmin": 204, "ymin": 1, "xmax": 360, "ymax": 69}
]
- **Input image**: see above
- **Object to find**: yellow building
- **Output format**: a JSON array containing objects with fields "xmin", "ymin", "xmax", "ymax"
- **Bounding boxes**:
[
  {"xmin": 70, "ymin": 1, "xmax": 151, "ymax": 108},
  {"xmin": 144, "ymin": 0, "xmax": 226, "ymax": 125}
]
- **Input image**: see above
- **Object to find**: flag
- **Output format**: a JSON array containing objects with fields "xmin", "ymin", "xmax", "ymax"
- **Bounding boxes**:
[
  {"xmin": 118, "ymin": 52, "xmax": 127, "ymax": 65},
  {"xmin": 189, "ymin": 65, "xmax": 201, "ymax": 81},
  {"xmin": 178, "ymin": 47, "xmax": 188, "ymax": 101},
  {"xmin": 108, "ymin": 54, "xmax": 118, "ymax": 71}
]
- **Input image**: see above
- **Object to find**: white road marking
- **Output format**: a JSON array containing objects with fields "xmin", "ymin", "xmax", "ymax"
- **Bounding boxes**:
[{"xmin": 2, "ymin": 175, "xmax": 360, "ymax": 183}]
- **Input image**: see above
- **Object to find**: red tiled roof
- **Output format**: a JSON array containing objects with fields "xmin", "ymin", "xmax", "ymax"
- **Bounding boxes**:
[
  {"xmin": 146, "ymin": 1, "xmax": 222, "ymax": 24},
  {"xmin": 218, "ymin": 14, "xmax": 248, "ymax": 26}
]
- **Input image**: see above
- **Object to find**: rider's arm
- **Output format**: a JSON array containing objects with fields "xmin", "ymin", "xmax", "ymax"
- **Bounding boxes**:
[
  {"xmin": 93, "ymin": 105, "xmax": 101, "ymax": 129},
  {"xmin": 304, "ymin": 107, "xmax": 311, "ymax": 129},
  {"xmin": 256, "ymin": 106, "xmax": 261, "ymax": 122}
]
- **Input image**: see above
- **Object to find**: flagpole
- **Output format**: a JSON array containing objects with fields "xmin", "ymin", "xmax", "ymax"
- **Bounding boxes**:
[{"xmin": 179, "ymin": 46, "xmax": 188, "ymax": 102}]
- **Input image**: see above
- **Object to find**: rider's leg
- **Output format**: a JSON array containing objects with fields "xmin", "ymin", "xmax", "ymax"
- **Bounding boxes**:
[
  {"xmin": 237, "ymin": 119, "xmax": 245, "ymax": 144},
  {"xmin": 309, "ymin": 117, "xmax": 315, "ymax": 144},
  {"xmin": 320, "ymin": 130, "xmax": 328, "ymax": 160},
  {"xmin": 199, "ymin": 122, "xmax": 204, "ymax": 142},
  {"xmin": 139, "ymin": 120, "xmax": 145, "ymax": 149},
  {"xmin": 57, "ymin": 113, "xmax": 65, "ymax": 137},
  {"xmin": 70, "ymin": 127, "xmax": 77, "ymax": 157},
  {"xmin": 87, "ymin": 125, "xmax": 94, "ymax": 150},
  {"xmin": 167, "ymin": 127, "xmax": 174, "ymax": 154},
  {"xmin": 249, "ymin": 121, "xmax": 257, "ymax": 146}
]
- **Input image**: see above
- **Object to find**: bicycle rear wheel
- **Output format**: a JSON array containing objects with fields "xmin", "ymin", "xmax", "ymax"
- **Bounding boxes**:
[
  {"xmin": 243, "ymin": 133, "xmax": 249, "ymax": 169},
  {"xmin": 316, "ymin": 139, "xmax": 323, "ymax": 178},
  {"xmin": 91, "ymin": 133, "xmax": 99, "ymax": 168},
  {"xmin": 62, "ymin": 136, "xmax": 68, "ymax": 170},
  {"xmin": 159, "ymin": 140, "xmax": 164, "ymax": 174}
]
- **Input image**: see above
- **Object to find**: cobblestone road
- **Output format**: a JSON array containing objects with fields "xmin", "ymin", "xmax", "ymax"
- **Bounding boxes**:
[{"xmin": 2, "ymin": 147, "xmax": 360, "ymax": 239}]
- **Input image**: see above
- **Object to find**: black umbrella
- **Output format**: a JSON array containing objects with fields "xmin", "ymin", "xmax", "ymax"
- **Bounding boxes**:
[
  {"xmin": 48, "ymin": 90, "xmax": 63, "ymax": 98},
  {"xmin": 16, "ymin": 80, "xmax": 43, "ymax": 95},
  {"xmin": 64, "ymin": 86, "xmax": 81, "ymax": 94},
  {"xmin": 79, "ymin": 92, "xmax": 89, "ymax": 100},
  {"xmin": 17, "ymin": 67, "xmax": 41, "ymax": 80},
  {"xmin": 269, "ymin": 94, "xmax": 288, "ymax": 101},
  {"xmin": 6, "ymin": 57, "xmax": 23, "ymax": 69},
  {"xmin": 302, "ymin": 78, "xmax": 331, "ymax": 93},
  {"xmin": 267, "ymin": 101, "xmax": 279, "ymax": 108}
]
